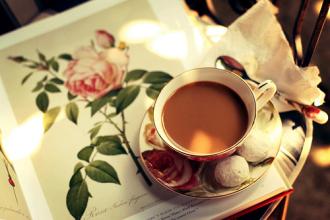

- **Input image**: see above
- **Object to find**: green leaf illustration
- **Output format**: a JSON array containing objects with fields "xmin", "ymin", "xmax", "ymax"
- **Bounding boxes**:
[
  {"xmin": 43, "ymin": 106, "xmax": 61, "ymax": 132},
  {"xmin": 45, "ymin": 83, "xmax": 61, "ymax": 93},
  {"xmin": 50, "ymin": 78, "xmax": 64, "ymax": 85},
  {"xmin": 108, "ymin": 99, "xmax": 116, "ymax": 107},
  {"xmin": 8, "ymin": 56, "xmax": 27, "ymax": 63},
  {"xmin": 48, "ymin": 59, "xmax": 59, "ymax": 72},
  {"xmin": 69, "ymin": 170, "xmax": 83, "ymax": 189},
  {"xmin": 124, "ymin": 69, "xmax": 147, "ymax": 82},
  {"xmin": 146, "ymin": 88, "xmax": 159, "ymax": 100},
  {"xmin": 90, "ymin": 98, "xmax": 108, "ymax": 116},
  {"xmin": 74, "ymin": 162, "xmax": 84, "ymax": 173},
  {"xmin": 69, "ymin": 162, "xmax": 84, "ymax": 188},
  {"xmin": 97, "ymin": 142, "xmax": 127, "ymax": 155},
  {"xmin": 21, "ymin": 72, "xmax": 33, "ymax": 85},
  {"xmin": 36, "ymin": 92, "xmax": 49, "ymax": 112},
  {"xmin": 41, "ymin": 75, "xmax": 48, "ymax": 82},
  {"xmin": 32, "ymin": 82, "xmax": 43, "ymax": 92},
  {"xmin": 150, "ymin": 83, "xmax": 166, "ymax": 90},
  {"xmin": 58, "ymin": 53, "xmax": 73, "ymax": 61},
  {"xmin": 90, "ymin": 90, "xmax": 119, "ymax": 116},
  {"xmin": 66, "ymin": 180, "xmax": 89, "ymax": 220},
  {"xmin": 96, "ymin": 136, "xmax": 127, "ymax": 155},
  {"xmin": 88, "ymin": 125, "xmax": 102, "ymax": 140},
  {"xmin": 93, "ymin": 135, "xmax": 119, "ymax": 145},
  {"xmin": 37, "ymin": 50, "xmax": 47, "ymax": 64},
  {"xmin": 85, "ymin": 160, "xmax": 120, "ymax": 184},
  {"xmin": 115, "ymin": 86, "xmax": 140, "ymax": 113},
  {"xmin": 66, "ymin": 102, "xmax": 79, "ymax": 124},
  {"xmin": 146, "ymin": 83, "xmax": 166, "ymax": 100},
  {"xmin": 77, "ymin": 146, "xmax": 94, "ymax": 163},
  {"xmin": 67, "ymin": 92, "xmax": 77, "ymax": 101},
  {"xmin": 143, "ymin": 71, "xmax": 172, "ymax": 84},
  {"xmin": 46, "ymin": 57, "xmax": 53, "ymax": 67}
]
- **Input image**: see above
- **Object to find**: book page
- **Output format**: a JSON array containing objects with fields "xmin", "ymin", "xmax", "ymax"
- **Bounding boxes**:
[
  {"xmin": 126, "ymin": 165, "xmax": 289, "ymax": 220},
  {"xmin": 0, "ymin": 145, "xmax": 31, "ymax": 220}
]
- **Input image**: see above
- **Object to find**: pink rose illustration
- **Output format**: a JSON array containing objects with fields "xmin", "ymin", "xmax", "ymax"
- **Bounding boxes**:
[
  {"xmin": 10, "ymin": 29, "xmax": 175, "ymax": 220},
  {"xmin": 100, "ymin": 47, "xmax": 129, "ymax": 67},
  {"xmin": 95, "ymin": 30, "xmax": 115, "ymax": 48},
  {"xmin": 142, "ymin": 149, "xmax": 198, "ymax": 190},
  {"xmin": 64, "ymin": 46, "xmax": 128, "ymax": 99}
]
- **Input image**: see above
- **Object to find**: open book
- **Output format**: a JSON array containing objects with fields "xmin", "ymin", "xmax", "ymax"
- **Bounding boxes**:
[
  {"xmin": 0, "ymin": 0, "xmax": 291, "ymax": 219},
  {"xmin": 0, "ymin": 153, "xmax": 290, "ymax": 220},
  {"xmin": 126, "ymin": 165, "xmax": 292, "ymax": 220}
]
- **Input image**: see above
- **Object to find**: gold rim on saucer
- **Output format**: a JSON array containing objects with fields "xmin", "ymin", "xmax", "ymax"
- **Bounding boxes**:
[{"xmin": 138, "ymin": 100, "xmax": 282, "ymax": 198}]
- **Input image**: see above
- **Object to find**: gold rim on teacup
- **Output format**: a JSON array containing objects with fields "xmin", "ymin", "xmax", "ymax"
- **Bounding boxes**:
[{"xmin": 153, "ymin": 67, "xmax": 276, "ymax": 161}]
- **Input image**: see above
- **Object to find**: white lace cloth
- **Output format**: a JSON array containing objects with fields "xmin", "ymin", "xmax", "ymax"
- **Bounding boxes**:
[{"xmin": 200, "ymin": 0, "xmax": 325, "ymax": 110}]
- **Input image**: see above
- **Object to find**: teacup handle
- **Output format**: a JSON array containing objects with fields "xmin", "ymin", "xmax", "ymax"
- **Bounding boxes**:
[{"xmin": 253, "ymin": 80, "xmax": 277, "ymax": 111}]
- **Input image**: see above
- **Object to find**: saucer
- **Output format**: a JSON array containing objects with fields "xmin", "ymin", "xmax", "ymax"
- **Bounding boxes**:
[{"xmin": 138, "ymin": 102, "xmax": 282, "ymax": 198}]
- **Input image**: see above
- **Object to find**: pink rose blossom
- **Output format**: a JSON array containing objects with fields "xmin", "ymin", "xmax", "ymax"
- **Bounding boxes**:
[
  {"xmin": 101, "ymin": 48, "xmax": 129, "ymax": 66},
  {"xmin": 142, "ymin": 123, "xmax": 199, "ymax": 190},
  {"xmin": 95, "ymin": 30, "xmax": 115, "ymax": 48},
  {"xmin": 74, "ymin": 46, "xmax": 98, "ymax": 59},
  {"xmin": 142, "ymin": 149, "xmax": 199, "ymax": 190},
  {"xmin": 64, "ymin": 46, "xmax": 128, "ymax": 99}
]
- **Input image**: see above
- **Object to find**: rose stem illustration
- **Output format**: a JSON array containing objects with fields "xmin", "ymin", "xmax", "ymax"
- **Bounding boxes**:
[
  {"xmin": 120, "ymin": 112, "xmax": 151, "ymax": 184},
  {"xmin": 8, "ymin": 52, "xmax": 152, "ymax": 185},
  {"xmin": 2, "ymin": 159, "xmax": 18, "ymax": 205},
  {"xmin": 0, "ymin": 131, "xmax": 18, "ymax": 205},
  {"xmin": 96, "ymin": 109, "xmax": 152, "ymax": 185},
  {"xmin": 8, "ymin": 30, "xmax": 174, "ymax": 219}
]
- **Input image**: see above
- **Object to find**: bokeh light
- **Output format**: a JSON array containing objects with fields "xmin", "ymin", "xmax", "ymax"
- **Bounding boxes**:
[
  {"xmin": 311, "ymin": 145, "xmax": 330, "ymax": 167},
  {"xmin": 118, "ymin": 20, "xmax": 162, "ymax": 44},
  {"xmin": 147, "ymin": 31, "xmax": 188, "ymax": 60},
  {"xmin": 314, "ymin": 1, "xmax": 330, "ymax": 20},
  {"xmin": 3, "ymin": 113, "xmax": 44, "ymax": 161}
]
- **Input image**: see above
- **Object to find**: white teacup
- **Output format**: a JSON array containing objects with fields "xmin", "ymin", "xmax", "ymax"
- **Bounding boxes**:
[{"xmin": 153, "ymin": 67, "xmax": 276, "ymax": 161}]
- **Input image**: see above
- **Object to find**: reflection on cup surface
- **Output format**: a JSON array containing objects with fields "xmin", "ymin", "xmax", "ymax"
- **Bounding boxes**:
[{"xmin": 162, "ymin": 81, "xmax": 248, "ymax": 154}]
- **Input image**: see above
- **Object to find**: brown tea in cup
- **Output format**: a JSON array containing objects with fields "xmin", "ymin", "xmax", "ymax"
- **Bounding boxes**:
[{"xmin": 162, "ymin": 81, "xmax": 248, "ymax": 154}]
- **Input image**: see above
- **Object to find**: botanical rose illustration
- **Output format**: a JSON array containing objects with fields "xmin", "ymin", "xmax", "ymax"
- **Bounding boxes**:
[
  {"xmin": 142, "ymin": 149, "xmax": 198, "ymax": 190},
  {"xmin": 9, "ymin": 29, "xmax": 173, "ymax": 219},
  {"xmin": 101, "ymin": 47, "xmax": 129, "ymax": 70},
  {"xmin": 95, "ymin": 30, "xmax": 115, "ymax": 48},
  {"xmin": 64, "ymin": 45, "xmax": 128, "ymax": 99}
]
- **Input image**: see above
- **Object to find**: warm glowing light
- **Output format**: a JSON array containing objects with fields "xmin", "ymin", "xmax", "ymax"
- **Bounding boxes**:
[
  {"xmin": 118, "ymin": 20, "xmax": 162, "ymax": 44},
  {"xmin": 311, "ymin": 146, "xmax": 330, "ymax": 167},
  {"xmin": 314, "ymin": 1, "xmax": 330, "ymax": 20},
  {"xmin": 314, "ymin": 97, "xmax": 324, "ymax": 107},
  {"xmin": 190, "ymin": 130, "xmax": 213, "ymax": 153},
  {"xmin": 192, "ymin": 28, "xmax": 205, "ymax": 51},
  {"xmin": 294, "ymin": 36, "xmax": 303, "ymax": 58},
  {"xmin": 3, "ymin": 113, "xmax": 44, "ymax": 161},
  {"xmin": 189, "ymin": 130, "xmax": 226, "ymax": 154},
  {"xmin": 147, "ymin": 31, "xmax": 188, "ymax": 59},
  {"xmin": 205, "ymin": 25, "xmax": 227, "ymax": 43}
]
